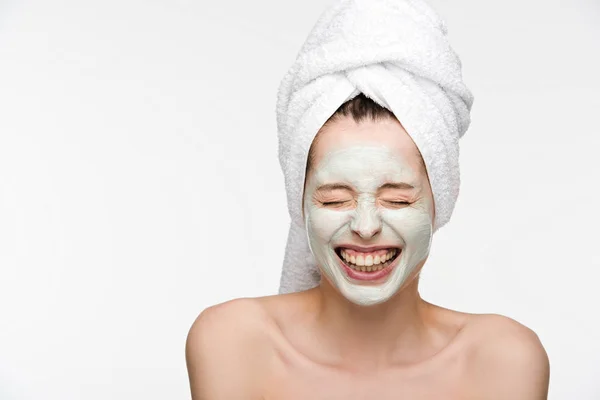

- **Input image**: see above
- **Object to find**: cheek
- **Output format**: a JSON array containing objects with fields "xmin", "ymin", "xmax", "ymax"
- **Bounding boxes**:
[
  {"xmin": 381, "ymin": 206, "xmax": 433, "ymax": 240},
  {"xmin": 306, "ymin": 206, "xmax": 352, "ymax": 242}
]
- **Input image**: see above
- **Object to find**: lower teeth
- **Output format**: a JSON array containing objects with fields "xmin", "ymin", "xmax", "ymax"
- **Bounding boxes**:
[{"xmin": 345, "ymin": 258, "xmax": 393, "ymax": 272}]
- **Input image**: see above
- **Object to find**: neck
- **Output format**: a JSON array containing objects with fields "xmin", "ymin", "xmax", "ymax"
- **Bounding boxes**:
[{"xmin": 310, "ymin": 274, "xmax": 434, "ymax": 370}]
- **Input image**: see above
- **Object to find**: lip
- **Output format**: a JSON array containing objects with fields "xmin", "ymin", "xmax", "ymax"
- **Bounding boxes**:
[
  {"xmin": 335, "ymin": 248, "xmax": 402, "ymax": 283},
  {"xmin": 335, "ymin": 244, "xmax": 402, "ymax": 252}
]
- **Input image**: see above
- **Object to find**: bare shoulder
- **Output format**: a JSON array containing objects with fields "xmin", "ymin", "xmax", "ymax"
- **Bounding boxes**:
[
  {"xmin": 464, "ymin": 313, "xmax": 550, "ymax": 399},
  {"xmin": 185, "ymin": 298, "xmax": 275, "ymax": 400}
]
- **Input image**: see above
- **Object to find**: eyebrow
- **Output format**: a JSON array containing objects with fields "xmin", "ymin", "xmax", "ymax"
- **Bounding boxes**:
[
  {"xmin": 315, "ymin": 183, "xmax": 355, "ymax": 191},
  {"xmin": 315, "ymin": 182, "xmax": 415, "ymax": 191},
  {"xmin": 379, "ymin": 182, "xmax": 415, "ymax": 190}
]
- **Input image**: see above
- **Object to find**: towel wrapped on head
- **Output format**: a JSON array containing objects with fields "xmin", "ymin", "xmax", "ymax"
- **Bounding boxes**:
[{"xmin": 276, "ymin": 0, "xmax": 474, "ymax": 294}]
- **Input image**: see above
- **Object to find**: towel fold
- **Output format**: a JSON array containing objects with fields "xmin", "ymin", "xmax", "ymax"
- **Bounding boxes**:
[{"xmin": 276, "ymin": 0, "xmax": 474, "ymax": 294}]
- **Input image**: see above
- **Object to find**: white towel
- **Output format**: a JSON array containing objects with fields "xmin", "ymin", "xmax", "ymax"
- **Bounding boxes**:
[{"xmin": 276, "ymin": 0, "xmax": 474, "ymax": 294}]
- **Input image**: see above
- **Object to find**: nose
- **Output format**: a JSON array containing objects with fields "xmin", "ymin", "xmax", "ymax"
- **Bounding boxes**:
[{"xmin": 350, "ymin": 201, "xmax": 382, "ymax": 239}]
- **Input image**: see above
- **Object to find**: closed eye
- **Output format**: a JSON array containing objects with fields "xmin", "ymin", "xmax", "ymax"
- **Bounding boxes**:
[
  {"xmin": 383, "ymin": 200, "xmax": 411, "ymax": 207},
  {"xmin": 322, "ymin": 201, "xmax": 349, "ymax": 206}
]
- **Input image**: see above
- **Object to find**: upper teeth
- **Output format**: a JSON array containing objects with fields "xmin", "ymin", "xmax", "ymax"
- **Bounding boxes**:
[{"xmin": 340, "ymin": 248, "xmax": 397, "ymax": 267}]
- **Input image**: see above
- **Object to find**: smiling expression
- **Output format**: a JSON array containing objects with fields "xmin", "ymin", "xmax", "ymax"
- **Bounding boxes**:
[{"xmin": 303, "ymin": 117, "xmax": 435, "ymax": 306}]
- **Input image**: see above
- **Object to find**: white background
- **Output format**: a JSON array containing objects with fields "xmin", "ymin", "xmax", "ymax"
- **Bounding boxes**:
[{"xmin": 1, "ymin": 0, "xmax": 599, "ymax": 398}]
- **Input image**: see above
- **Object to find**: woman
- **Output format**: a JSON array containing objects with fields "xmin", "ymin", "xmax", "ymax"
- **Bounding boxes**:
[{"xmin": 186, "ymin": 0, "xmax": 550, "ymax": 398}]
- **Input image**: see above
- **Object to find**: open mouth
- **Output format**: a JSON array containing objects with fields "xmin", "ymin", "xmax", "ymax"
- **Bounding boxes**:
[{"xmin": 334, "ymin": 246, "xmax": 402, "ymax": 274}]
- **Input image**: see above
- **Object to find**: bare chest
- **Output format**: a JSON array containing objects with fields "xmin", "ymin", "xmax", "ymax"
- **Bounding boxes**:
[{"xmin": 260, "ymin": 350, "xmax": 475, "ymax": 400}]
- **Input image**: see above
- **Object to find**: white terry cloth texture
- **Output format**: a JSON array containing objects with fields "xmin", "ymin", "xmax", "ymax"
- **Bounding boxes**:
[{"xmin": 276, "ymin": 0, "xmax": 474, "ymax": 294}]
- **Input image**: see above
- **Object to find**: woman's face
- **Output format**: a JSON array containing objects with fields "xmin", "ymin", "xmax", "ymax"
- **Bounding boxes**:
[{"xmin": 303, "ymin": 116, "xmax": 435, "ymax": 306}]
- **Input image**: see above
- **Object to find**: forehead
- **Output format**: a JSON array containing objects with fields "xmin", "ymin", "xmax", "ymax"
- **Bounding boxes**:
[
  {"xmin": 310, "ymin": 116, "xmax": 425, "ymax": 179},
  {"xmin": 314, "ymin": 146, "xmax": 418, "ymax": 188}
]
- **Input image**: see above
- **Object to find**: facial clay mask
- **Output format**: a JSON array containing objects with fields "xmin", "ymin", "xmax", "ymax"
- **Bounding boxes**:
[{"xmin": 303, "ymin": 145, "xmax": 434, "ymax": 306}]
